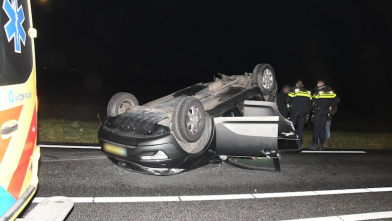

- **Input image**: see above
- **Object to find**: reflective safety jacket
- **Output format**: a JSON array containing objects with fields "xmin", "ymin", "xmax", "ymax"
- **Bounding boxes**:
[
  {"xmin": 312, "ymin": 86, "xmax": 340, "ymax": 110},
  {"xmin": 287, "ymin": 86, "xmax": 312, "ymax": 114}
]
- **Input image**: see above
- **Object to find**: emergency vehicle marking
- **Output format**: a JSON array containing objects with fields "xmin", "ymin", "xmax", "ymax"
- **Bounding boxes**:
[
  {"xmin": 8, "ymin": 90, "xmax": 14, "ymax": 103},
  {"xmin": 0, "ymin": 105, "xmax": 23, "ymax": 163},
  {"xmin": 7, "ymin": 105, "xmax": 37, "ymax": 199},
  {"xmin": 8, "ymin": 89, "xmax": 32, "ymax": 103},
  {"xmin": 0, "ymin": 185, "xmax": 16, "ymax": 217},
  {"xmin": 0, "ymin": 105, "xmax": 23, "ymax": 217},
  {"xmin": 3, "ymin": 0, "xmax": 26, "ymax": 53}
]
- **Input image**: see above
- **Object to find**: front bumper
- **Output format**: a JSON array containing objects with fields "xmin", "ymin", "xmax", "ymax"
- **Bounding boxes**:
[
  {"xmin": 104, "ymin": 156, "xmax": 186, "ymax": 175},
  {"xmin": 99, "ymin": 132, "xmax": 192, "ymax": 175},
  {"xmin": 98, "ymin": 107, "xmax": 216, "ymax": 175}
]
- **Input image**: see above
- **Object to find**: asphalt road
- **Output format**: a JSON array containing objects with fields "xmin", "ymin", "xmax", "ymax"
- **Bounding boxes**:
[{"xmin": 21, "ymin": 148, "xmax": 392, "ymax": 221}]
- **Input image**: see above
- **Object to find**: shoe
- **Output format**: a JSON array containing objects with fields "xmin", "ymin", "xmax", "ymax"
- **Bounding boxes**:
[
  {"xmin": 326, "ymin": 138, "xmax": 332, "ymax": 148},
  {"xmin": 319, "ymin": 143, "xmax": 324, "ymax": 151},
  {"xmin": 309, "ymin": 143, "xmax": 317, "ymax": 150},
  {"xmin": 296, "ymin": 140, "xmax": 302, "ymax": 149}
]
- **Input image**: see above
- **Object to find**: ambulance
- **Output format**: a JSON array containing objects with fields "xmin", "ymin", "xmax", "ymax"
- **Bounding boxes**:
[{"xmin": 1, "ymin": 0, "xmax": 72, "ymax": 220}]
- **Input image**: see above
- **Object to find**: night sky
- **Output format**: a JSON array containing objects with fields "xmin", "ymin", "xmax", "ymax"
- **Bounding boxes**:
[{"xmin": 31, "ymin": 0, "xmax": 392, "ymax": 126}]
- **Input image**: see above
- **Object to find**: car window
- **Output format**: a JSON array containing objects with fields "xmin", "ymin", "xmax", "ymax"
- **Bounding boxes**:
[{"xmin": 0, "ymin": 0, "xmax": 33, "ymax": 86}]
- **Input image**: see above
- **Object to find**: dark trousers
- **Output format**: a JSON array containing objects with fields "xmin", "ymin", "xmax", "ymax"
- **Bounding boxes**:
[
  {"xmin": 278, "ymin": 107, "xmax": 288, "ymax": 119},
  {"xmin": 313, "ymin": 109, "xmax": 329, "ymax": 144},
  {"xmin": 289, "ymin": 112, "xmax": 305, "ymax": 144}
]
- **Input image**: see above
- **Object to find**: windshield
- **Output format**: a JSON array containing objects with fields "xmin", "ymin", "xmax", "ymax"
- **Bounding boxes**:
[{"xmin": 0, "ymin": 0, "xmax": 33, "ymax": 86}]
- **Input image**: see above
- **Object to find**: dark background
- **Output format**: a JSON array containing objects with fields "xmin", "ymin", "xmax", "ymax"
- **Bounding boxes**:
[{"xmin": 31, "ymin": 0, "xmax": 392, "ymax": 129}]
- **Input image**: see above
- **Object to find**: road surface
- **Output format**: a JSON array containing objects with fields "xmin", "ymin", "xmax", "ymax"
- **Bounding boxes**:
[{"xmin": 21, "ymin": 147, "xmax": 392, "ymax": 220}]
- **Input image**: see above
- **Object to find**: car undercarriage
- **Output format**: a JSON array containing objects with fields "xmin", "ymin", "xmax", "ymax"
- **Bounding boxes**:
[{"xmin": 98, "ymin": 63, "xmax": 300, "ymax": 175}]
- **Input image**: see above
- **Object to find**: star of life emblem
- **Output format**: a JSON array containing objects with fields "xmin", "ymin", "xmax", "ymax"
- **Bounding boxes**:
[{"xmin": 3, "ymin": 0, "xmax": 26, "ymax": 53}]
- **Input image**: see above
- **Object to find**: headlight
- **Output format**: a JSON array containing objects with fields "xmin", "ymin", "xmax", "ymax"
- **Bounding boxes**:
[{"xmin": 140, "ymin": 150, "xmax": 169, "ymax": 160}]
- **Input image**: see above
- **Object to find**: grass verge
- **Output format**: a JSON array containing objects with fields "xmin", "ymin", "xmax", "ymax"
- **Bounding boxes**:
[
  {"xmin": 302, "ymin": 130, "xmax": 392, "ymax": 149},
  {"xmin": 38, "ymin": 119, "xmax": 101, "ymax": 143}
]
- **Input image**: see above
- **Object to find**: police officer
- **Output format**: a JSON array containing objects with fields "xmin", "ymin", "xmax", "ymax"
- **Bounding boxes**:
[
  {"xmin": 277, "ymin": 84, "xmax": 290, "ymax": 118},
  {"xmin": 287, "ymin": 80, "xmax": 312, "ymax": 148},
  {"xmin": 310, "ymin": 80, "xmax": 340, "ymax": 150}
]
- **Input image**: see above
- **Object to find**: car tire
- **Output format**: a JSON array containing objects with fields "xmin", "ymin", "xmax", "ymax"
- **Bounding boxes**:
[
  {"xmin": 172, "ymin": 97, "xmax": 206, "ymax": 142},
  {"xmin": 265, "ymin": 83, "xmax": 278, "ymax": 102},
  {"xmin": 252, "ymin": 63, "xmax": 277, "ymax": 96},
  {"xmin": 107, "ymin": 92, "xmax": 139, "ymax": 117}
]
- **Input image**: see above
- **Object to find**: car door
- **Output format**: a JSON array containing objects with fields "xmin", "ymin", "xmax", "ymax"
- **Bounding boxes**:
[
  {"xmin": 213, "ymin": 101, "xmax": 300, "ymax": 171},
  {"xmin": 214, "ymin": 100, "xmax": 300, "ymax": 155},
  {"xmin": 241, "ymin": 100, "xmax": 301, "ymax": 152},
  {"xmin": 214, "ymin": 115, "xmax": 280, "ymax": 157}
]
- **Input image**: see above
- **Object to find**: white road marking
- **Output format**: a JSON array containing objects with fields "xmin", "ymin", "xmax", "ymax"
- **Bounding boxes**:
[
  {"xmin": 33, "ymin": 197, "xmax": 94, "ymax": 203},
  {"xmin": 339, "ymin": 211, "xmax": 392, "ymax": 221},
  {"xmin": 180, "ymin": 194, "xmax": 254, "ymax": 201},
  {"xmin": 32, "ymin": 187, "xmax": 392, "ymax": 203},
  {"xmin": 283, "ymin": 217, "xmax": 342, "ymax": 221},
  {"xmin": 40, "ymin": 157, "xmax": 107, "ymax": 162},
  {"xmin": 94, "ymin": 196, "xmax": 180, "ymax": 203},
  {"xmin": 366, "ymin": 187, "xmax": 392, "ymax": 192},
  {"xmin": 301, "ymin": 151, "xmax": 366, "ymax": 154},
  {"xmin": 39, "ymin": 144, "xmax": 101, "ymax": 149},
  {"xmin": 283, "ymin": 211, "xmax": 392, "ymax": 221},
  {"xmin": 253, "ymin": 191, "xmax": 317, "ymax": 198},
  {"xmin": 314, "ymin": 188, "xmax": 369, "ymax": 195}
]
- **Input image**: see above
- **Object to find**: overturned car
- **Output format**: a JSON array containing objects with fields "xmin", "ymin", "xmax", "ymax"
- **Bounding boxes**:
[{"xmin": 98, "ymin": 63, "xmax": 301, "ymax": 175}]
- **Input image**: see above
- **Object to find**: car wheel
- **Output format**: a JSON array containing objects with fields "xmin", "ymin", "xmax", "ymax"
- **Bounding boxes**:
[
  {"xmin": 172, "ymin": 97, "xmax": 206, "ymax": 142},
  {"xmin": 107, "ymin": 92, "xmax": 139, "ymax": 117},
  {"xmin": 265, "ymin": 82, "xmax": 278, "ymax": 102},
  {"xmin": 252, "ymin": 63, "xmax": 277, "ymax": 96}
]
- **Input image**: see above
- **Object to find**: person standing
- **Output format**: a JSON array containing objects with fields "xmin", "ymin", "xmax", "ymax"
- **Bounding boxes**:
[
  {"xmin": 310, "ymin": 80, "xmax": 340, "ymax": 150},
  {"xmin": 277, "ymin": 84, "xmax": 290, "ymax": 118},
  {"xmin": 287, "ymin": 80, "xmax": 312, "ymax": 148},
  {"xmin": 325, "ymin": 105, "xmax": 337, "ymax": 147}
]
